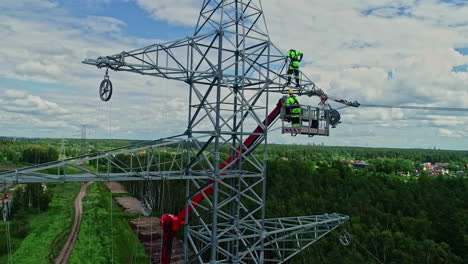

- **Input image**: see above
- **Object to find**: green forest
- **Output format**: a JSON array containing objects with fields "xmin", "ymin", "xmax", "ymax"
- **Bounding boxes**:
[{"xmin": 0, "ymin": 138, "xmax": 467, "ymax": 263}]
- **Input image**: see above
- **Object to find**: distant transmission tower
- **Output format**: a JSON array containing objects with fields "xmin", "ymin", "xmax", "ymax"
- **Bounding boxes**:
[
  {"xmin": 76, "ymin": 125, "xmax": 93, "ymax": 154},
  {"xmin": 59, "ymin": 137, "xmax": 66, "ymax": 160}
]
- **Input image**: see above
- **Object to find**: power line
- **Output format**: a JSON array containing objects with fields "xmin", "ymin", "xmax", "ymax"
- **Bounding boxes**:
[
  {"xmin": 353, "ymin": 237, "xmax": 385, "ymax": 264},
  {"xmin": 360, "ymin": 104, "xmax": 468, "ymax": 112}
]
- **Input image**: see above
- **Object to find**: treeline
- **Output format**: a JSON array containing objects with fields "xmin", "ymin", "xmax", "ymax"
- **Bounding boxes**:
[
  {"xmin": 116, "ymin": 145, "xmax": 467, "ymax": 263},
  {"xmin": 266, "ymin": 158, "xmax": 467, "ymax": 263},
  {"xmin": 264, "ymin": 144, "xmax": 468, "ymax": 164},
  {"xmin": 0, "ymin": 140, "xmax": 58, "ymax": 165},
  {"xmin": 11, "ymin": 183, "xmax": 52, "ymax": 217},
  {"xmin": 0, "ymin": 138, "xmax": 143, "ymax": 167},
  {"xmin": 0, "ymin": 183, "xmax": 52, "ymax": 260},
  {"xmin": 3, "ymin": 138, "xmax": 467, "ymax": 167},
  {"xmin": 1, "ymin": 139, "xmax": 467, "ymax": 263}
]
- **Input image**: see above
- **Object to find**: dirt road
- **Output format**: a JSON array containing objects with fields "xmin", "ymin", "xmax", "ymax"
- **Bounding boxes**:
[{"xmin": 55, "ymin": 182, "xmax": 93, "ymax": 264}]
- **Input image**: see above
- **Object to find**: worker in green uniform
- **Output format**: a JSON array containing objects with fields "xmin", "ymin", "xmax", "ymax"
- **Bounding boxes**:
[
  {"xmin": 286, "ymin": 90, "xmax": 301, "ymax": 127},
  {"xmin": 285, "ymin": 49, "xmax": 303, "ymax": 87}
]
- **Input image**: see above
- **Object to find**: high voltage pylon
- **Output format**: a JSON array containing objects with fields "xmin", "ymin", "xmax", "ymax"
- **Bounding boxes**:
[
  {"xmin": 72, "ymin": 125, "xmax": 94, "ymax": 155},
  {"xmin": 0, "ymin": 1, "xmax": 359, "ymax": 263},
  {"xmin": 59, "ymin": 137, "xmax": 66, "ymax": 160}
]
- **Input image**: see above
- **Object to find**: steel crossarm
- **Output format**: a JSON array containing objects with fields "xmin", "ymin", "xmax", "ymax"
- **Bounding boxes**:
[
  {"xmin": 0, "ymin": 135, "xmax": 219, "ymax": 184},
  {"xmin": 82, "ymin": 29, "xmax": 356, "ymax": 108},
  {"xmin": 186, "ymin": 214, "xmax": 349, "ymax": 263},
  {"xmin": 255, "ymin": 214, "xmax": 349, "ymax": 263},
  {"xmin": 83, "ymin": 32, "xmax": 221, "ymax": 83}
]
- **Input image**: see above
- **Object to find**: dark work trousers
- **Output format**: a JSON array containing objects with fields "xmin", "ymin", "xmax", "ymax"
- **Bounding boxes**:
[
  {"xmin": 291, "ymin": 115, "xmax": 300, "ymax": 127},
  {"xmin": 287, "ymin": 68, "xmax": 300, "ymax": 85}
]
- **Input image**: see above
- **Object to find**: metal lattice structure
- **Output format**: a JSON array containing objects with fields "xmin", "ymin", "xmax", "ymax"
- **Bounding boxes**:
[{"xmin": 0, "ymin": 1, "xmax": 358, "ymax": 263}]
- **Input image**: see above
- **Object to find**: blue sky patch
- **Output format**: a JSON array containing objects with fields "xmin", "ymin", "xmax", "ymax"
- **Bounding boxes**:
[
  {"xmin": 387, "ymin": 71, "xmax": 393, "ymax": 80},
  {"xmin": 55, "ymin": 0, "xmax": 193, "ymax": 39},
  {"xmin": 452, "ymin": 64, "xmax": 468, "ymax": 72},
  {"xmin": 361, "ymin": 6, "xmax": 411, "ymax": 18},
  {"xmin": 439, "ymin": 0, "xmax": 468, "ymax": 7},
  {"xmin": 0, "ymin": 78, "xmax": 74, "ymax": 92},
  {"xmin": 454, "ymin": 47, "xmax": 468, "ymax": 55}
]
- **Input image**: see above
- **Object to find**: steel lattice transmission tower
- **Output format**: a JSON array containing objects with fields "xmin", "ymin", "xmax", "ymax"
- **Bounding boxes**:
[
  {"xmin": 59, "ymin": 137, "xmax": 66, "ymax": 160},
  {"xmin": 0, "ymin": 1, "xmax": 358, "ymax": 263}
]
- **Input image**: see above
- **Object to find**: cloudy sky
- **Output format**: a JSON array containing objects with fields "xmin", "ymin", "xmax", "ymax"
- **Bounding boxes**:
[{"xmin": 0, "ymin": 0, "xmax": 467, "ymax": 150}]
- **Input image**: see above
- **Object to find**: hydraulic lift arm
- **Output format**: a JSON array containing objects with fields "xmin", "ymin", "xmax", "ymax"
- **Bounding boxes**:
[{"xmin": 159, "ymin": 100, "xmax": 284, "ymax": 264}]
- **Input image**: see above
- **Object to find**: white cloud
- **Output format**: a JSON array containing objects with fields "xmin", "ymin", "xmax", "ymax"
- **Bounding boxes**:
[
  {"xmin": 438, "ymin": 128, "xmax": 466, "ymax": 138},
  {"xmin": 261, "ymin": 0, "xmax": 468, "ymax": 115},
  {"xmin": 78, "ymin": 16, "xmax": 127, "ymax": 34},
  {"xmin": 1, "ymin": 89, "xmax": 69, "ymax": 116},
  {"xmin": 0, "ymin": 0, "xmax": 57, "ymax": 10},
  {"xmin": 0, "ymin": 0, "xmax": 467, "ymax": 149},
  {"xmin": 135, "ymin": 0, "xmax": 200, "ymax": 26}
]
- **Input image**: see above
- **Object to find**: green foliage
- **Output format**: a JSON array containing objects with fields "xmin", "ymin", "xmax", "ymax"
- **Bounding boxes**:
[
  {"xmin": 1, "ymin": 139, "xmax": 467, "ymax": 263},
  {"xmin": 0, "ymin": 138, "xmax": 145, "ymax": 168},
  {"xmin": 367, "ymin": 158, "xmax": 414, "ymax": 174},
  {"xmin": 21, "ymin": 145, "xmax": 58, "ymax": 164},
  {"xmin": 68, "ymin": 182, "xmax": 149, "ymax": 264},
  {"xmin": 0, "ymin": 183, "xmax": 81, "ymax": 263},
  {"xmin": 263, "ymin": 144, "xmax": 468, "ymax": 164},
  {"xmin": 11, "ymin": 183, "xmax": 52, "ymax": 215},
  {"xmin": 266, "ymin": 158, "xmax": 467, "ymax": 263}
]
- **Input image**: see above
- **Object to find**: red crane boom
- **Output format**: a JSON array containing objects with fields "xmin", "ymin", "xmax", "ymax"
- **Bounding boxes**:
[{"xmin": 160, "ymin": 100, "xmax": 283, "ymax": 264}]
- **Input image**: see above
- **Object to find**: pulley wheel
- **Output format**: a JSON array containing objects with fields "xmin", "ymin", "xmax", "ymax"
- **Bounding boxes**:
[
  {"xmin": 3, "ymin": 201, "xmax": 10, "ymax": 222},
  {"xmin": 328, "ymin": 109, "xmax": 341, "ymax": 128},
  {"xmin": 99, "ymin": 79, "xmax": 113, "ymax": 102},
  {"xmin": 339, "ymin": 230, "xmax": 351, "ymax": 246},
  {"xmin": 141, "ymin": 193, "xmax": 155, "ymax": 216}
]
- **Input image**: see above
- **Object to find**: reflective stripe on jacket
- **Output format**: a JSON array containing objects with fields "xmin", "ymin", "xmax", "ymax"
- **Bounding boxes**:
[
  {"xmin": 287, "ymin": 50, "xmax": 303, "ymax": 61},
  {"xmin": 286, "ymin": 96, "xmax": 301, "ymax": 114}
]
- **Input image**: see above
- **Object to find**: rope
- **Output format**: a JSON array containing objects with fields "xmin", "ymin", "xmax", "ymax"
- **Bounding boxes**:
[
  {"xmin": 160, "ymin": 175, "xmax": 166, "ymax": 261},
  {"xmin": 130, "ymin": 214, "xmax": 141, "ymax": 264},
  {"xmin": 87, "ymin": 198, "xmax": 92, "ymax": 263},
  {"xmin": 5, "ymin": 220, "xmax": 13, "ymax": 264},
  {"xmin": 149, "ymin": 180, "xmax": 153, "ymax": 264},
  {"xmin": 108, "ymin": 100, "xmax": 113, "ymax": 140},
  {"xmin": 360, "ymin": 103, "xmax": 468, "ymax": 112},
  {"xmin": 353, "ymin": 237, "xmax": 385, "ymax": 264},
  {"xmin": 109, "ymin": 185, "xmax": 114, "ymax": 264},
  {"xmin": 106, "ymin": 93, "xmax": 114, "ymax": 264}
]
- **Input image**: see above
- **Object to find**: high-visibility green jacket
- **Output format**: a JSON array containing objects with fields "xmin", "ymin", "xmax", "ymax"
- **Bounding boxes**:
[
  {"xmin": 287, "ymin": 50, "xmax": 303, "ymax": 61},
  {"xmin": 289, "ymin": 61, "xmax": 300, "ymax": 70},
  {"xmin": 287, "ymin": 50, "xmax": 303, "ymax": 70},
  {"xmin": 286, "ymin": 96, "xmax": 301, "ymax": 114}
]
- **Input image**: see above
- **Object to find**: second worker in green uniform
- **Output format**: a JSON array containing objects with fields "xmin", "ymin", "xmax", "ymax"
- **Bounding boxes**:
[
  {"xmin": 286, "ymin": 89, "xmax": 301, "ymax": 127},
  {"xmin": 285, "ymin": 49, "xmax": 303, "ymax": 88}
]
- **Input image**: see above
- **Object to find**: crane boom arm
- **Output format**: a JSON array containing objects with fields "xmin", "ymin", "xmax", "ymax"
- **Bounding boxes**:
[
  {"xmin": 177, "ymin": 100, "xmax": 283, "ymax": 223},
  {"xmin": 159, "ymin": 100, "xmax": 283, "ymax": 264}
]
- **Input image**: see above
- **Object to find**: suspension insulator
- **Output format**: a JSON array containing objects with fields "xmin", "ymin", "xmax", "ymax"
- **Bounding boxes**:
[
  {"xmin": 328, "ymin": 109, "xmax": 341, "ymax": 128},
  {"xmin": 141, "ymin": 193, "xmax": 155, "ymax": 216},
  {"xmin": 339, "ymin": 230, "xmax": 351, "ymax": 246},
  {"xmin": 99, "ymin": 78, "xmax": 113, "ymax": 102}
]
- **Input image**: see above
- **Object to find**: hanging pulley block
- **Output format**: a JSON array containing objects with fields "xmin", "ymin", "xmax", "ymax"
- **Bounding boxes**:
[
  {"xmin": 339, "ymin": 230, "xmax": 351, "ymax": 246},
  {"xmin": 328, "ymin": 109, "xmax": 341, "ymax": 128},
  {"xmin": 141, "ymin": 192, "xmax": 155, "ymax": 216},
  {"xmin": 99, "ymin": 78, "xmax": 113, "ymax": 102}
]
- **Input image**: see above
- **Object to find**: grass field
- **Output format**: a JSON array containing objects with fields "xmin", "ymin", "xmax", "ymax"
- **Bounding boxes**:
[
  {"xmin": 68, "ymin": 182, "xmax": 150, "ymax": 264},
  {"xmin": 0, "ymin": 182, "xmax": 81, "ymax": 264},
  {"xmin": 1, "ymin": 182, "xmax": 150, "ymax": 263}
]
